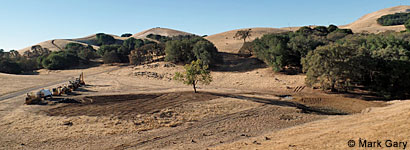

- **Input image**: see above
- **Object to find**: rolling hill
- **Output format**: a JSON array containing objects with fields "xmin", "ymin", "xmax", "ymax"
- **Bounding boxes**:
[
  {"xmin": 18, "ymin": 28, "xmax": 193, "ymax": 54},
  {"xmin": 17, "ymin": 6, "xmax": 410, "ymax": 54},
  {"xmin": 206, "ymin": 5, "xmax": 410, "ymax": 53},
  {"xmin": 205, "ymin": 28, "xmax": 291, "ymax": 53},
  {"xmin": 131, "ymin": 27, "xmax": 193, "ymax": 38},
  {"xmin": 340, "ymin": 5, "xmax": 410, "ymax": 33}
]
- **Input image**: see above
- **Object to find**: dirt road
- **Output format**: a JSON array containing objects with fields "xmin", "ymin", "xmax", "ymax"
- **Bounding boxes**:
[{"xmin": 0, "ymin": 66, "xmax": 122, "ymax": 102}]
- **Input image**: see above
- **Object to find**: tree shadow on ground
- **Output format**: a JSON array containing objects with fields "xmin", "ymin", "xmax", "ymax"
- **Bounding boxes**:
[
  {"xmin": 211, "ymin": 52, "xmax": 267, "ymax": 72},
  {"xmin": 324, "ymin": 86, "xmax": 390, "ymax": 101},
  {"xmin": 205, "ymin": 92, "xmax": 348, "ymax": 115}
]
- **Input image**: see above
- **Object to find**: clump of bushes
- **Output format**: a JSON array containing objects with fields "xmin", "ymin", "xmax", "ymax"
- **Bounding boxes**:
[
  {"xmin": 164, "ymin": 36, "xmax": 219, "ymax": 67},
  {"xmin": 252, "ymin": 25, "xmax": 344, "ymax": 72},
  {"xmin": 41, "ymin": 51, "xmax": 80, "ymax": 70},
  {"xmin": 146, "ymin": 34, "xmax": 172, "ymax": 43},
  {"xmin": 65, "ymin": 43, "xmax": 98, "ymax": 61},
  {"xmin": 302, "ymin": 34, "xmax": 410, "ymax": 98},
  {"xmin": 94, "ymin": 33, "xmax": 116, "ymax": 46},
  {"xmin": 38, "ymin": 43, "xmax": 97, "ymax": 70},
  {"xmin": 129, "ymin": 43, "xmax": 165, "ymax": 65},
  {"xmin": 0, "ymin": 58, "xmax": 22, "ymax": 74},
  {"xmin": 99, "ymin": 37, "xmax": 151, "ymax": 64},
  {"xmin": 249, "ymin": 24, "xmax": 410, "ymax": 99},
  {"xmin": 121, "ymin": 33, "xmax": 132, "ymax": 37},
  {"xmin": 377, "ymin": 12, "xmax": 410, "ymax": 26},
  {"xmin": 0, "ymin": 46, "xmax": 51, "ymax": 74}
]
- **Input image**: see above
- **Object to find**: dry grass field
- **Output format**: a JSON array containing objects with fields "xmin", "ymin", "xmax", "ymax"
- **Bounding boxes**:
[{"xmin": 1, "ymin": 5, "xmax": 410, "ymax": 150}]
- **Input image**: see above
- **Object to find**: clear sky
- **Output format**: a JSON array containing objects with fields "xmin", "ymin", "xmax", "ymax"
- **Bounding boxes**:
[{"xmin": 0, "ymin": 0, "xmax": 409, "ymax": 51}]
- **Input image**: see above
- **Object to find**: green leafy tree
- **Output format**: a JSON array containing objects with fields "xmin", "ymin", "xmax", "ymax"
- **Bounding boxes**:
[
  {"xmin": 0, "ymin": 49, "xmax": 4, "ymax": 58},
  {"xmin": 377, "ymin": 12, "xmax": 410, "ymax": 26},
  {"xmin": 102, "ymin": 51, "xmax": 121, "ymax": 64},
  {"xmin": 327, "ymin": 24, "xmax": 339, "ymax": 32},
  {"xmin": 296, "ymin": 26, "xmax": 313, "ymax": 35},
  {"xmin": 313, "ymin": 26, "xmax": 329, "ymax": 36},
  {"xmin": 302, "ymin": 44, "xmax": 358, "ymax": 92},
  {"xmin": 234, "ymin": 29, "xmax": 252, "ymax": 44},
  {"xmin": 65, "ymin": 43, "xmax": 98, "ymax": 61},
  {"xmin": 97, "ymin": 44, "xmax": 121, "ymax": 56},
  {"xmin": 41, "ymin": 51, "xmax": 80, "ymax": 70},
  {"xmin": 165, "ymin": 38, "xmax": 196, "ymax": 63},
  {"xmin": 164, "ymin": 36, "xmax": 219, "ymax": 66},
  {"xmin": 23, "ymin": 45, "xmax": 50, "ymax": 58},
  {"xmin": 287, "ymin": 34, "xmax": 324, "ymax": 65},
  {"xmin": 123, "ymin": 37, "xmax": 144, "ymax": 51},
  {"xmin": 146, "ymin": 34, "xmax": 172, "ymax": 43},
  {"xmin": 405, "ymin": 19, "xmax": 410, "ymax": 32},
  {"xmin": 192, "ymin": 40, "xmax": 218, "ymax": 67},
  {"xmin": 173, "ymin": 59, "xmax": 212, "ymax": 93},
  {"xmin": 95, "ymin": 33, "xmax": 116, "ymax": 46},
  {"xmin": 252, "ymin": 34, "xmax": 290, "ymax": 72},
  {"xmin": 0, "ymin": 59, "xmax": 22, "ymax": 74}
]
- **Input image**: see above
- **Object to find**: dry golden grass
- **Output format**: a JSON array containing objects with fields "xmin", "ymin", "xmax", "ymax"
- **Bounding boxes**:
[
  {"xmin": 132, "ymin": 27, "xmax": 192, "ymax": 38},
  {"xmin": 212, "ymin": 100, "xmax": 410, "ymax": 150},
  {"xmin": 205, "ymin": 28, "xmax": 288, "ymax": 53},
  {"xmin": 340, "ymin": 5, "xmax": 410, "ymax": 33}
]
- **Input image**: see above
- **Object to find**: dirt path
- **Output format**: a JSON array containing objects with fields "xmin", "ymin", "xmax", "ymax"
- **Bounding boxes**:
[
  {"xmin": 51, "ymin": 40, "xmax": 63, "ymax": 51},
  {"xmin": 0, "ymin": 62, "xmax": 389, "ymax": 150},
  {"xmin": 0, "ymin": 66, "xmax": 122, "ymax": 102}
]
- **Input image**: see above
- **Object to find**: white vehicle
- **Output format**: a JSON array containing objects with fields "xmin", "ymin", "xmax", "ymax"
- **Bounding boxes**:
[{"xmin": 37, "ymin": 89, "xmax": 53, "ymax": 99}]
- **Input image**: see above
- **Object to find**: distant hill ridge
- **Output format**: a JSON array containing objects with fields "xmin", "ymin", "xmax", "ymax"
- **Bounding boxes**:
[{"xmin": 18, "ymin": 5, "xmax": 410, "ymax": 53}]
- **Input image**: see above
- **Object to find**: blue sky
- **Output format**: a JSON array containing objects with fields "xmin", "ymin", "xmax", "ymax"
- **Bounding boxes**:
[{"xmin": 0, "ymin": 0, "xmax": 409, "ymax": 51}]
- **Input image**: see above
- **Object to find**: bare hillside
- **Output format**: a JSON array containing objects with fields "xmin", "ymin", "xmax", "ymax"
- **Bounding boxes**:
[
  {"xmin": 205, "ymin": 28, "xmax": 288, "ymax": 53},
  {"xmin": 17, "ymin": 34, "xmax": 124, "ymax": 54},
  {"xmin": 132, "ymin": 27, "xmax": 193, "ymax": 38},
  {"xmin": 341, "ymin": 5, "xmax": 410, "ymax": 33},
  {"xmin": 212, "ymin": 100, "xmax": 410, "ymax": 150},
  {"xmin": 17, "ymin": 39, "xmax": 92, "ymax": 54}
]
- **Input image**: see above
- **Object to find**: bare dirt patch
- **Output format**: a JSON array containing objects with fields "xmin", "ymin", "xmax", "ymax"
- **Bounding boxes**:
[
  {"xmin": 45, "ymin": 92, "xmax": 220, "ymax": 120},
  {"xmin": 292, "ymin": 95, "xmax": 387, "ymax": 114}
]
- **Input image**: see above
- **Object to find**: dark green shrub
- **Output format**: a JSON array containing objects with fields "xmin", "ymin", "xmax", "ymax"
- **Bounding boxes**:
[
  {"xmin": 327, "ymin": 24, "xmax": 339, "ymax": 32},
  {"xmin": 65, "ymin": 43, "xmax": 98, "ymax": 60},
  {"xmin": 377, "ymin": 12, "xmax": 410, "ymax": 26},
  {"xmin": 302, "ymin": 44, "xmax": 358, "ymax": 92},
  {"xmin": 193, "ymin": 40, "xmax": 218, "ymax": 66},
  {"xmin": 129, "ymin": 43, "xmax": 165, "ymax": 65},
  {"xmin": 42, "ymin": 51, "xmax": 80, "ymax": 70},
  {"xmin": 95, "ymin": 33, "xmax": 116, "ymax": 46},
  {"xmin": 103, "ymin": 51, "xmax": 121, "ymax": 64},
  {"xmin": 252, "ymin": 34, "xmax": 290, "ymax": 72},
  {"xmin": 164, "ymin": 36, "xmax": 218, "ymax": 66},
  {"xmin": 121, "ymin": 33, "xmax": 132, "ymax": 37},
  {"xmin": 296, "ymin": 26, "xmax": 313, "ymax": 35},
  {"xmin": 0, "ymin": 59, "xmax": 22, "ymax": 74},
  {"xmin": 146, "ymin": 34, "xmax": 172, "ymax": 43},
  {"xmin": 313, "ymin": 26, "xmax": 329, "ymax": 36},
  {"xmin": 406, "ymin": 19, "xmax": 410, "ymax": 31},
  {"xmin": 97, "ymin": 44, "xmax": 121, "ymax": 56}
]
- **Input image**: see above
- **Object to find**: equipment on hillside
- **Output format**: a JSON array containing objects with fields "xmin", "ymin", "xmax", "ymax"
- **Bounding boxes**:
[
  {"xmin": 79, "ymin": 72, "xmax": 85, "ymax": 85},
  {"xmin": 25, "ymin": 93, "xmax": 42, "ymax": 105},
  {"xmin": 52, "ymin": 87, "xmax": 62, "ymax": 96},
  {"xmin": 25, "ymin": 89, "xmax": 53, "ymax": 105},
  {"xmin": 24, "ymin": 72, "xmax": 86, "ymax": 104},
  {"xmin": 61, "ymin": 85, "xmax": 72, "ymax": 94},
  {"xmin": 69, "ymin": 80, "xmax": 79, "ymax": 90}
]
